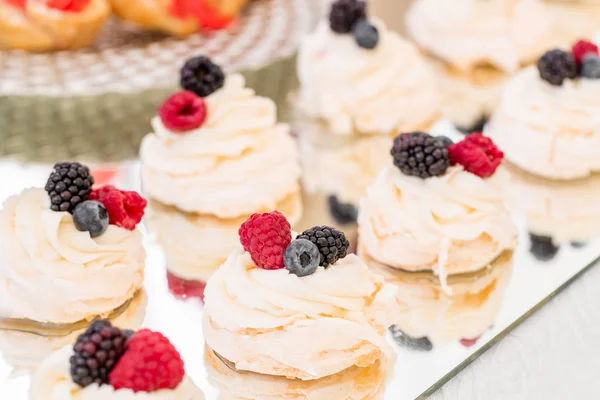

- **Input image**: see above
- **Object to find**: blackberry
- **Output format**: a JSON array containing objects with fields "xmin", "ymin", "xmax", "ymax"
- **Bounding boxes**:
[
  {"xmin": 70, "ymin": 319, "xmax": 130, "ymax": 388},
  {"xmin": 297, "ymin": 226, "xmax": 350, "ymax": 267},
  {"xmin": 391, "ymin": 132, "xmax": 450, "ymax": 179},
  {"xmin": 327, "ymin": 195, "xmax": 358, "ymax": 225},
  {"xmin": 45, "ymin": 162, "xmax": 94, "ymax": 214},
  {"xmin": 329, "ymin": 0, "xmax": 366, "ymax": 34},
  {"xmin": 436, "ymin": 135, "xmax": 453, "ymax": 148},
  {"xmin": 180, "ymin": 55, "xmax": 225, "ymax": 98},
  {"xmin": 537, "ymin": 49, "xmax": 577, "ymax": 86},
  {"xmin": 389, "ymin": 325, "xmax": 433, "ymax": 352},
  {"xmin": 529, "ymin": 233, "xmax": 560, "ymax": 261}
]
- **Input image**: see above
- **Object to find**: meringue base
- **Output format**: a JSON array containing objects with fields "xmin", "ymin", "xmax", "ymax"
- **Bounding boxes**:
[
  {"xmin": 0, "ymin": 289, "xmax": 147, "ymax": 371},
  {"xmin": 205, "ymin": 347, "xmax": 390, "ymax": 400},
  {"xmin": 365, "ymin": 250, "xmax": 513, "ymax": 345},
  {"xmin": 147, "ymin": 191, "xmax": 303, "ymax": 281}
]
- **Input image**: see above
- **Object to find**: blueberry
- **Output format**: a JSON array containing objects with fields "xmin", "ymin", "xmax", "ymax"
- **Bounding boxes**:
[
  {"xmin": 529, "ymin": 233, "xmax": 559, "ymax": 261},
  {"xmin": 570, "ymin": 241, "xmax": 587, "ymax": 249},
  {"xmin": 327, "ymin": 195, "xmax": 358, "ymax": 225},
  {"xmin": 352, "ymin": 19, "xmax": 379, "ymax": 50},
  {"xmin": 284, "ymin": 239, "xmax": 320, "ymax": 277},
  {"xmin": 389, "ymin": 325, "xmax": 433, "ymax": 352},
  {"xmin": 580, "ymin": 54, "xmax": 600, "ymax": 79},
  {"xmin": 436, "ymin": 135, "xmax": 453, "ymax": 148},
  {"xmin": 73, "ymin": 201, "xmax": 109, "ymax": 238}
]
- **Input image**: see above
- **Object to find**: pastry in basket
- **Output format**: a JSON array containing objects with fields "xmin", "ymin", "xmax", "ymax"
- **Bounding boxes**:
[
  {"xmin": 358, "ymin": 132, "xmax": 518, "ymax": 288},
  {"xmin": 141, "ymin": 55, "xmax": 302, "ymax": 290},
  {"xmin": 0, "ymin": 162, "xmax": 147, "ymax": 369},
  {"xmin": 29, "ymin": 320, "xmax": 204, "ymax": 399},
  {"xmin": 109, "ymin": 0, "xmax": 249, "ymax": 36},
  {"xmin": 488, "ymin": 40, "xmax": 600, "ymax": 180},
  {"xmin": 0, "ymin": 0, "xmax": 110, "ymax": 51},
  {"xmin": 202, "ymin": 211, "xmax": 396, "ymax": 380}
]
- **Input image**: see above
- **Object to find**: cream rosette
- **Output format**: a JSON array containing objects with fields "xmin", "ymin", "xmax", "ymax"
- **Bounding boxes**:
[
  {"xmin": 140, "ymin": 74, "xmax": 301, "ymax": 218},
  {"xmin": 202, "ymin": 247, "xmax": 394, "ymax": 380},
  {"xmin": 489, "ymin": 66, "xmax": 600, "ymax": 180}
]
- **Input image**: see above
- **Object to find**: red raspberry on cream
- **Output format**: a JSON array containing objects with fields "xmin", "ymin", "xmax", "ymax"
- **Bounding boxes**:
[
  {"xmin": 159, "ymin": 90, "xmax": 207, "ymax": 132},
  {"xmin": 238, "ymin": 211, "xmax": 292, "ymax": 270},
  {"xmin": 448, "ymin": 133, "xmax": 504, "ymax": 178}
]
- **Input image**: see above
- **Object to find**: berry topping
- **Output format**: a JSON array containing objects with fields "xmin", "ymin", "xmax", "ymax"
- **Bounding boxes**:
[
  {"xmin": 297, "ymin": 226, "xmax": 349, "ymax": 267},
  {"xmin": 389, "ymin": 325, "xmax": 433, "ymax": 352},
  {"xmin": 45, "ymin": 162, "xmax": 94, "ymax": 214},
  {"xmin": 391, "ymin": 132, "xmax": 450, "ymax": 179},
  {"xmin": 46, "ymin": 0, "xmax": 90, "ymax": 12},
  {"xmin": 70, "ymin": 320, "xmax": 131, "ymax": 388},
  {"xmin": 352, "ymin": 19, "xmax": 379, "ymax": 49},
  {"xmin": 180, "ymin": 55, "xmax": 225, "ymax": 98},
  {"xmin": 167, "ymin": 271, "xmax": 206, "ymax": 302},
  {"xmin": 329, "ymin": 0, "xmax": 366, "ymax": 34},
  {"xmin": 284, "ymin": 239, "xmax": 321, "ymax": 277},
  {"xmin": 581, "ymin": 54, "xmax": 600, "ymax": 79},
  {"xmin": 459, "ymin": 336, "xmax": 480, "ymax": 348},
  {"xmin": 6, "ymin": 0, "xmax": 26, "ymax": 9},
  {"xmin": 239, "ymin": 211, "xmax": 292, "ymax": 270},
  {"xmin": 436, "ymin": 135, "xmax": 453, "ymax": 148},
  {"xmin": 169, "ymin": 0, "xmax": 235, "ymax": 30},
  {"xmin": 109, "ymin": 329, "xmax": 185, "ymax": 393},
  {"xmin": 89, "ymin": 185, "xmax": 147, "ymax": 231},
  {"xmin": 159, "ymin": 91, "xmax": 207, "ymax": 132},
  {"xmin": 448, "ymin": 133, "xmax": 503, "ymax": 178},
  {"xmin": 537, "ymin": 49, "xmax": 577, "ymax": 86},
  {"xmin": 571, "ymin": 39, "xmax": 599, "ymax": 66},
  {"xmin": 73, "ymin": 200, "xmax": 109, "ymax": 238},
  {"xmin": 327, "ymin": 195, "xmax": 358, "ymax": 225},
  {"xmin": 529, "ymin": 233, "xmax": 559, "ymax": 262}
]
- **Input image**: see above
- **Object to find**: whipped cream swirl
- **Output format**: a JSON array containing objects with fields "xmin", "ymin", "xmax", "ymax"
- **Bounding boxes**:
[
  {"xmin": 140, "ymin": 74, "xmax": 301, "ymax": 217},
  {"xmin": 203, "ymin": 248, "xmax": 394, "ymax": 380},
  {"xmin": 29, "ymin": 346, "xmax": 203, "ymax": 400},
  {"xmin": 489, "ymin": 66, "xmax": 600, "ymax": 179},
  {"xmin": 406, "ymin": 0, "xmax": 554, "ymax": 72},
  {"xmin": 358, "ymin": 166, "xmax": 517, "ymax": 279},
  {"xmin": 296, "ymin": 18, "xmax": 440, "ymax": 136},
  {"xmin": 0, "ymin": 188, "xmax": 145, "ymax": 324}
]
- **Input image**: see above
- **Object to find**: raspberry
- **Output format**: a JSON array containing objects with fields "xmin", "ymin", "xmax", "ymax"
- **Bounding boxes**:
[
  {"xmin": 70, "ymin": 320, "xmax": 131, "ymax": 388},
  {"xmin": 159, "ymin": 91, "xmax": 207, "ymax": 132},
  {"xmin": 45, "ymin": 162, "xmax": 94, "ymax": 214},
  {"xmin": 391, "ymin": 132, "xmax": 450, "ymax": 179},
  {"xmin": 109, "ymin": 329, "xmax": 185, "ymax": 393},
  {"xmin": 537, "ymin": 49, "xmax": 577, "ymax": 86},
  {"xmin": 571, "ymin": 39, "xmax": 599, "ymax": 66},
  {"xmin": 167, "ymin": 271, "xmax": 206, "ymax": 302},
  {"xmin": 448, "ymin": 133, "xmax": 504, "ymax": 178},
  {"xmin": 180, "ymin": 55, "xmax": 225, "ymax": 98},
  {"xmin": 329, "ymin": 0, "xmax": 366, "ymax": 34},
  {"xmin": 89, "ymin": 185, "xmax": 147, "ymax": 230},
  {"xmin": 459, "ymin": 336, "xmax": 480, "ymax": 348},
  {"xmin": 238, "ymin": 211, "xmax": 292, "ymax": 270},
  {"xmin": 46, "ymin": 0, "xmax": 90, "ymax": 12},
  {"xmin": 297, "ymin": 226, "xmax": 350, "ymax": 267}
]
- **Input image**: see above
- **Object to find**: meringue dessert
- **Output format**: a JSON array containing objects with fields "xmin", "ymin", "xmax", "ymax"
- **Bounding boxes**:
[
  {"xmin": 141, "ymin": 55, "xmax": 302, "ymax": 282},
  {"xmin": 295, "ymin": 0, "xmax": 440, "ymax": 223},
  {"xmin": 0, "ymin": 0, "xmax": 110, "ymax": 51},
  {"xmin": 405, "ymin": 0, "xmax": 555, "ymax": 130},
  {"xmin": 488, "ymin": 41, "xmax": 600, "ymax": 180},
  {"xmin": 358, "ymin": 132, "xmax": 518, "ymax": 283},
  {"xmin": 371, "ymin": 251, "xmax": 513, "ymax": 347},
  {"xmin": 0, "ymin": 162, "xmax": 147, "ymax": 368},
  {"xmin": 203, "ymin": 211, "xmax": 394, "ymax": 381},
  {"xmin": 29, "ymin": 320, "xmax": 204, "ymax": 399},
  {"xmin": 205, "ymin": 346, "xmax": 390, "ymax": 400}
]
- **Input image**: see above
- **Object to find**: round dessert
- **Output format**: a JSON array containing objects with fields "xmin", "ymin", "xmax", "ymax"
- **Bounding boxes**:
[
  {"xmin": 367, "ymin": 249, "xmax": 513, "ymax": 347},
  {"xmin": 205, "ymin": 346, "xmax": 390, "ymax": 400},
  {"xmin": 503, "ymin": 163, "xmax": 600, "ymax": 242},
  {"xmin": 0, "ymin": 0, "xmax": 110, "ymax": 51},
  {"xmin": 141, "ymin": 55, "xmax": 302, "ymax": 282},
  {"xmin": 29, "ymin": 320, "xmax": 204, "ymax": 399},
  {"xmin": 296, "ymin": 0, "xmax": 441, "ymax": 137},
  {"xmin": 488, "ymin": 41, "xmax": 600, "ymax": 180},
  {"xmin": 109, "ymin": 0, "xmax": 248, "ymax": 35},
  {"xmin": 358, "ymin": 132, "xmax": 518, "ymax": 284},
  {"xmin": 202, "ymin": 211, "xmax": 395, "ymax": 380},
  {"xmin": 0, "ymin": 163, "xmax": 147, "ymax": 368},
  {"xmin": 405, "ymin": 0, "xmax": 556, "ymax": 131}
]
